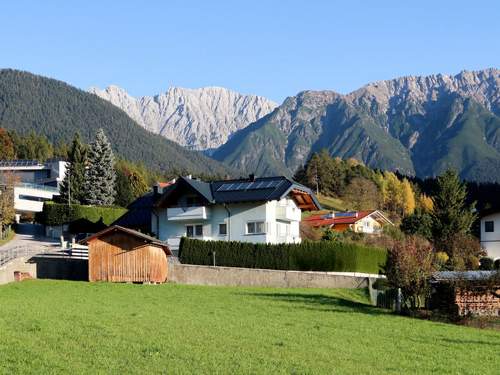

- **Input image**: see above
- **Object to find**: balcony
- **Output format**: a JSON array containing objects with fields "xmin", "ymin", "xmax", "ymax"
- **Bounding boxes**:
[
  {"xmin": 276, "ymin": 205, "xmax": 301, "ymax": 222},
  {"xmin": 167, "ymin": 206, "xmax": 209, "ymax": 221}
]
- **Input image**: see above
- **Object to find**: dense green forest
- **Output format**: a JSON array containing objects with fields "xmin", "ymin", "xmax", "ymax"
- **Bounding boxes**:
[{"xmin": 0, "ymin": 69, "xmax": 233, "ymax": 176}]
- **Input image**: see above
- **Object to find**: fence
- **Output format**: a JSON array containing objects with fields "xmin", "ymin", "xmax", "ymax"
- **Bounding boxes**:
[{"xmin": 0, "ymin": 245, "xmax": 51, "ymax": 267}]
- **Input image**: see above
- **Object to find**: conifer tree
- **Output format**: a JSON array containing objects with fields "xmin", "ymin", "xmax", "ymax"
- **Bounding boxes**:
[
  {"xmin": 60, "ymin": 133, "xmax": 87, "ymax": 204},
  {"xmin": 431, "ymin": 170, "xmax": 476, "ymax": 253},
  {"xmin": 84, "ymin": 129, "xmax": 116, "ymax": 206}
]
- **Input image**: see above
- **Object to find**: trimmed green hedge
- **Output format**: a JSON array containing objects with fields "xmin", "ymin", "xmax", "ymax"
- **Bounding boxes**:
[
  {"xmin": 36, "ymin": 202, "xmax": 127, "ymax": 226},
  {"xmin": 179, "ymin": 238, "xmax": 387, "ymax": 274}
]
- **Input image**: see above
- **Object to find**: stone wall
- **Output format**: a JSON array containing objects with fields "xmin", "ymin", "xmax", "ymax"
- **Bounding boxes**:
[
  {"xmin": 0, "ymin": 257, "xmax": 37, "ymax": 285},
  {"xmin": 168, "ymin": 261, "xmax": 384, "ymax": 289}
]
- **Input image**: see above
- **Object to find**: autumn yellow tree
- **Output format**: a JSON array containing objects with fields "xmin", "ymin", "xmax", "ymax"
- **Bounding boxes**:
[
  {"xmin": 419, "ymin": 193, "xmax": 434, "ymax": 212},
  {"xmin": 383, "ymin": 171, "xmax": 403, "ymax": 217},
  {"xmin": 401, "ymin": 178, "xmax": 416, "ymax": 216}
]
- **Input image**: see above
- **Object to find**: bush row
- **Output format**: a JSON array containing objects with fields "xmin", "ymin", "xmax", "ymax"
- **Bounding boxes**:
[
  {"xmin": 36, "ymin": 202, "xmax": 127, "ymax": 226},
  {"xmin": 179, "ymin": 238, "xmax": 387, "ymax": 274}
]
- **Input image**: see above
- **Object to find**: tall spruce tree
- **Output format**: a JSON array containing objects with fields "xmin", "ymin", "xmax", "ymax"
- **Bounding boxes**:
[
  {"xmin": 431, "ymin": 170, "xmax": 476, "ymax": 253},
  {"xmin": 84, "ymin": 129, "xmax": 116, "ymax": 206},
  {"xmin": 59, "ymin": 133, "xmax": 87, "ymax": 204}
]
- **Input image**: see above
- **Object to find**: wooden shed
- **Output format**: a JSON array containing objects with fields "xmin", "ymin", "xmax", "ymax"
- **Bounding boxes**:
[{"xmin": 83, "ymin": 225, "xmax": 171, "ymax": 283}]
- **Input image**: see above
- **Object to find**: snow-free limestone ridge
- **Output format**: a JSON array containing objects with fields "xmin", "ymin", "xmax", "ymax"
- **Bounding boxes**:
[{"xmin": 89, "ymin": 85, "xmax": 278, "ymax": 151}]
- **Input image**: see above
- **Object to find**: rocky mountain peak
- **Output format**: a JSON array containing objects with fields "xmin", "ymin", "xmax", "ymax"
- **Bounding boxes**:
[{"xmin": 89, "ymin": 85, "xmax": 277, "ymax": 150}]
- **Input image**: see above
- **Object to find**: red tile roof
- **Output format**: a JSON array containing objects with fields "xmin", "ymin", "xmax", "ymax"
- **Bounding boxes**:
[{"xmin": 303, "ymin": 210, "xmax": 375, "ymax": 227}]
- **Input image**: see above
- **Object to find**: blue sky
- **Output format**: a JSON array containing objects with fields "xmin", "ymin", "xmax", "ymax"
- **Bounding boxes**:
[{"xmin": 0, "ymin": 0, "xmax": 498, "ymax": 103}]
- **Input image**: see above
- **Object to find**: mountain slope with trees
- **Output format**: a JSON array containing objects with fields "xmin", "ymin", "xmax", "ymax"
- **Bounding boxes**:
[
  {"xmin": 0, "ymin": 69, "xmax": 233, "ymax": 176},
  {"xmin": 214, "ymin": 69, "xmax": 500, "ymax": 182}
]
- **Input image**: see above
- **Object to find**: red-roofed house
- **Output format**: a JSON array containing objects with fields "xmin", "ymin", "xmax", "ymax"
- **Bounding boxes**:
[{"xmin": 303, "ymin": 210, "xmax": 393, "ymax": 234}]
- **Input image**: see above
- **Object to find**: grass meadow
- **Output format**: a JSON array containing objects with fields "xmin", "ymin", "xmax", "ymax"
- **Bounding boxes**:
[{"xmin": 0, "ymin": 280, "xmax": 498, "ymax": 374}]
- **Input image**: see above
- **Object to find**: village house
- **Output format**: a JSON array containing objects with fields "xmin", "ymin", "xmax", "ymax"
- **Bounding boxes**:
[
  {"xmin": 303, "ymin": 210, "xmax": 393, "ymax": 234},
  {"xmin": 151, "ymin": 175, "xmax": 321, "ymax": 253},
  {"xmin": 480, "ymin": 210, "xmax": 500, "ymax": 260}
]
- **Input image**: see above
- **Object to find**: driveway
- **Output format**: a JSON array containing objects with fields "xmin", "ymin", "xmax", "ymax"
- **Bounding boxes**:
[{"xmin": 0, "ymin": 224, "xmax": 59, "ymax": 252}]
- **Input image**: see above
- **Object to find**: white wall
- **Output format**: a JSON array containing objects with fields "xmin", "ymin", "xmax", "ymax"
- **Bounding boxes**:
[
  {"xmin": 155, "ymin": 198, "xmax": 301, "ymax": 250},
  {"xmin": 480, "ymin": 213, "xmax": 500, "ymax": 260}
]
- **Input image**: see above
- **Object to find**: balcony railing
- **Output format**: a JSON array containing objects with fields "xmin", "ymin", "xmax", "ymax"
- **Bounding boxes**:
[
  {"xmin": 167, "ymin": 206, "xmax": 209, "ymax": 221},
  {"xmin": 15, "ymin": 182, "xmax": 59, "ymax": 193},
  {"xmin": 276, "ymin": 205, "xmax": 301, "ymax": 222}
]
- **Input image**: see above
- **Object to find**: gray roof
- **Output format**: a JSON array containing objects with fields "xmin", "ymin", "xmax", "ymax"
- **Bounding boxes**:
[
  {"xmin": 431, "ymin": 271, "xmax": 499, "ymax": 282},
  {"xmin": 158, "ymin": 175, "xmax": 321, "ymax": 210}
]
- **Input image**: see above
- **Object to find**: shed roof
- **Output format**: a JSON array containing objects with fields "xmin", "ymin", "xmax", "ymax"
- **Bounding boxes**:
[
  {"xmin": 430, "ymin": 271, "xmax": 499, "ymax": 283},
  {"xmin": 81, "ymin": 225, "xmax": 171, "ymax": 254}
]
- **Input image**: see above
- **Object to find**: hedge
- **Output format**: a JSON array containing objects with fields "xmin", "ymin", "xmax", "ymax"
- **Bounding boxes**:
[
  {"xmin": 179, "ymin": 238, "xmax": 387, "ymax": 274},
  {"xmin": 36, "ymin": 202, "xmax": 127, "ymax": 226}
]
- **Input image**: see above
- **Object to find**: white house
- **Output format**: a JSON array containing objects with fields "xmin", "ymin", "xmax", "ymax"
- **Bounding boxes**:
[
  {"xmin": 151, "ymin": 175, "xmax": 321, "ymax": 253},
  {"xmin": 303, "ymin": 210, "xmax": 393, "ymax": 234},
  {"xmin": 0, "ymin": 159, "xmax": 65, "ymax": 221},
  {"xmin": 480, "ymin": 211, "xmax": 500, "ymax": 260}
]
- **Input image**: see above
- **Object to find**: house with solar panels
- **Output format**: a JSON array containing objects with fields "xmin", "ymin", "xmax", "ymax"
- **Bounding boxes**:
[
  {"xmin": 152, "ymin": 175, "xmax": 321, "ymax": 252},
  {"xmin": 303, "ymin": 210, "xmax": 393, "ymax": 234},
  {"xmin": 0, "ymin": 159, "xmax": 66, "ymax": 221}
]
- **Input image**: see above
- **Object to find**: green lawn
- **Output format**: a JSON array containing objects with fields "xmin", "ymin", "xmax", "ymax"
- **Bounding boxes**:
[{"xmin": 0, "ymin": 281, "xmax": 498, "ymax": 374}]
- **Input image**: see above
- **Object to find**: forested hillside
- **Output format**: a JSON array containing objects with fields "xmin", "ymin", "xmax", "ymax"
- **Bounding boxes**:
[{"xmin": 0, "ymin": 69, "xmax": 233, "ymax": 176}]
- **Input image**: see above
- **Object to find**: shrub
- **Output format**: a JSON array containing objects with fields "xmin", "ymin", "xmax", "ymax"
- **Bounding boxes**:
[
  {"xmin": 179, "ymin": 238, "xmax": 387, "ymax": 274},
  {"xmin": 36, "ymin": 202, "xmax": 127, "ymax": 226},
  {"xmin": 495, "ymin": 259, "xmax": 500, "ymax": 271},
  {"xmin": 479, "ymin": 257, "xmax": 495, "ymax": 271},
  {"xmin": 434, "ymin": 252, "xmax": 449, "ymax": 271},
  {"xmin": 447, "ymin": 233, "xmax": 485, "ymax": 271},
  {"xmin": 385, "ymin": 236, "xmax": 435, "ymax": 312}
]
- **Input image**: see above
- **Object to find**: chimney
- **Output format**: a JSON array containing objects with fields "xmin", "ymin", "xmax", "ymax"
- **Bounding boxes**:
[{"xmin": 249, "ymin": 173, "xmax": 255, "ymax": 182}]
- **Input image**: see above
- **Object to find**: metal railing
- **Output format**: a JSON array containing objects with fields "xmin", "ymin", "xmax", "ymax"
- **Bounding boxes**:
[{"xmin": 0, "ymin": 245, "xmax": 51, "ymax": 267}]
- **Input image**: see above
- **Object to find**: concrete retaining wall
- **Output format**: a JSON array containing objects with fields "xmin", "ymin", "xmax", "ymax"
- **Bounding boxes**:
[
  {"xmin": 168, "ymin": 262, "xmax": 384, "ymax": 289},
  {"xmin": 0, "ymin": 257, "xmax": 37, "ymax": 285}
]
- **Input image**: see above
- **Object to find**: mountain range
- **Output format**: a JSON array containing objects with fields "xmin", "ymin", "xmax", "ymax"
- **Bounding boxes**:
[
  {"xmin": 0, "ymin": 69, "xmax": 232, "ymax": 176},
  {"xmin": 89, "ymin": 85, "xmax": 277, "ymax": 151},
  {"xmin": 1, "ymin": 68, "xmax": 499, "ymax": 183},
  {"xmin": 213, "ymin": 68, "xmax": 500, "ymax": 182}
]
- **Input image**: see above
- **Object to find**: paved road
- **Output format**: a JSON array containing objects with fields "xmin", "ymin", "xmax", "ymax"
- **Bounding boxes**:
[{"xmin": 0, "ymin": 224, "xmax": 59, "ymax": 252}]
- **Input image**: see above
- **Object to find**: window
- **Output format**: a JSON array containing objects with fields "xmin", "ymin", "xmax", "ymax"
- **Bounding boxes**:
[
  {"xmin": 186, "ymin": 224, "xmax": 203, "ymax": 237},
  {"xmin": 485, "ymin": 221, "xmax": 494, "ymax": 233},
  {"xmin": 219, "ymin": 223, "xmax": 227, "ymax": 236},
  {"xmin": 247, "ymin": 221, "xmax": 265, "ymax": 234}
]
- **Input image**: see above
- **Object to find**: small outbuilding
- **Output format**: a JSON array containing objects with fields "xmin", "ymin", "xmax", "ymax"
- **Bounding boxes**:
[
  {"xmin": 430, "ymin": 271, "xmax": 500, "ymax": 317},
  {"xmin": 83, "ymin": 225, "xmax": 171, "ymax": 283}
]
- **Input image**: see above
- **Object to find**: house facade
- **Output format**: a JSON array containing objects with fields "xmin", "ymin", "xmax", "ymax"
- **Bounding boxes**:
[
  {"xmin": 480, "ymin": 211, "xmax": 500, "ymax": 260},
  {"xmin": 0, "ymin": 159, "xmax": 66, "ymax": 221},
  {"xmin": 303, "ymin": 210, "xmax": 393, "ymax": 234},
  {"xmin": 151, "ymin": 176, "xmax": 321, "ymax": 252}
]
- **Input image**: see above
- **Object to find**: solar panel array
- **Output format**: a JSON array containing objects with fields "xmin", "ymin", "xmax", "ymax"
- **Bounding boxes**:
[
  {"xmin": 0, "ymin": 160, "xmax": 41, "ymax": 167},
  {"xmin": 334, "ymin": 212, "xmax": 358, "ymax": 218},
  {"xmin": 217, "ymin": 179, "xmax": 283, "ymax": 192}
]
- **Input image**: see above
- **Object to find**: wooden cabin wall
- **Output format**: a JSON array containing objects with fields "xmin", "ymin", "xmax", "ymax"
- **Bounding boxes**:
[{"xmin": 89, "ymin": 232, "xmax": 168, "ymax": 283}]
